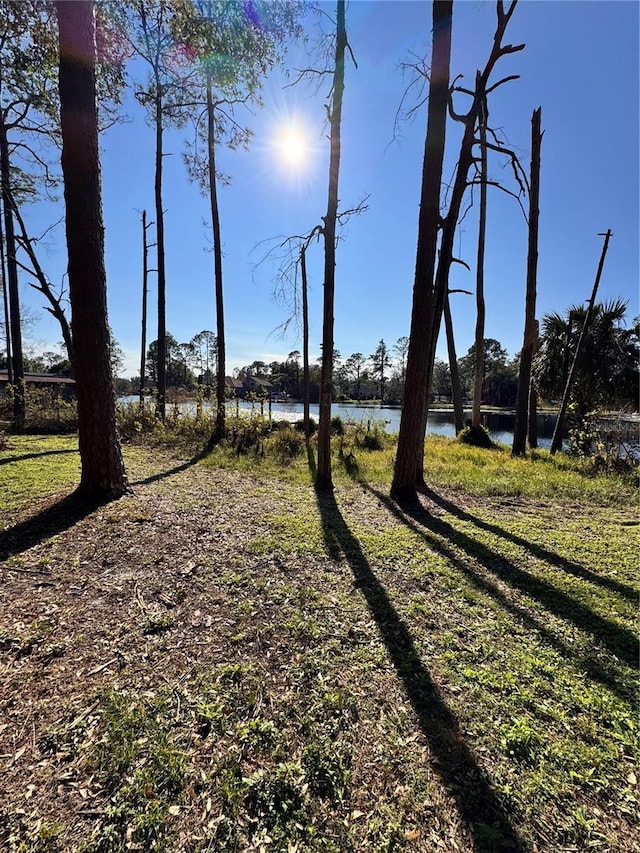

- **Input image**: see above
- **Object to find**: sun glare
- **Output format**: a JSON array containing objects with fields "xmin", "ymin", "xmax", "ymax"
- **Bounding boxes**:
[{"xmin": 278, "ymin": 128, "xmax": 307, "ymax": 167}]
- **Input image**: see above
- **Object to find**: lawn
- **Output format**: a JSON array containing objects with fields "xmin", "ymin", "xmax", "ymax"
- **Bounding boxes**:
[{"xmin": 0, "ymin": 432, "xmax": 637, "ymax": 852}]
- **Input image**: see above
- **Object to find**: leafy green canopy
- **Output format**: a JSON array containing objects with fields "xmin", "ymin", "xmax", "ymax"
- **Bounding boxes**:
[{"xmin": 535, "ymin": 299, "xmax": 638, "ymax": 414}]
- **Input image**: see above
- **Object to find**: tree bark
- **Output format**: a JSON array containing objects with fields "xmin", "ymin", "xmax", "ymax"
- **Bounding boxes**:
[
  {"xmin": 301, "ymin": 243, "xmax": 310, "ymax": 442},
  {"xmin": 391, "ymin": 0, "xmax": 452, "ymax": 503},
  {"xmin": 154, "ymin": 81, "xmax": 167, "ymax": 421},
  {"xmin": 206, "ymin": 75, "xmax": 227, "ymax": 445},
  {"xmin": 472, "ymin": 83, "xmax": 488, "ymax": 429},
  {"xmin": 550, "ymin": 228, "xmax": 612, "ymax": 454},
  {"xmin": 418, "ymin": 1, "xmax": 523, "ymax": 482},
  {"xmin": 0, "ymin": 115, "xmax": 24, "ymax": 430},
  {"xmin": 528, "ymin": 381, "xmax": 538, "ymax": 449},
  {"xmin": 0, "ymin": 193, "xmax": 12, "ymax": 384},
  {"xmin": 419, "ymin": 81, "xmax": 481, "ymax": 462},
  {"xmin": 443, "ymin": 290, "xmax": 464, "ymax": 433},
  {"xmin": 140, "ymin": 209, "xmax": 149, "ymax": 407},
  {"xmin": 56, "ymin": 0, "xmax": 128, "ymax": 499},
  {"xmin": 512, "ymin": 107, "xmax": 542, "ymax": 456},
  {"xmin": 316, "ymin": 0, "xmax": 347, "ymax": 493}
]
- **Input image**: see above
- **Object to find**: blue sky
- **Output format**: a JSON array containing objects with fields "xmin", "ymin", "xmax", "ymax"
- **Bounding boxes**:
[{"xmin": 17, "ymin": 0, "xmax": 640, "ymax": 378}]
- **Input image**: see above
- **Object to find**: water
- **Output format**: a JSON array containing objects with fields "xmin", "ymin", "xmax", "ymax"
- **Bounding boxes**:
[{"xmin": 120, "ymin": 396, "xmax": 560, "ymax": 449}]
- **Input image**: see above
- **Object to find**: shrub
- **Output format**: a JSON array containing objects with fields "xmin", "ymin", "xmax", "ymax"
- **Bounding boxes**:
[
  {"xmin": 568, "ymin": 412, "xmax": 639, "ymax": 478},
  {"xmin": 360, "ymin": 430, "xmax": 385, "ymax": 450},
  {"xmin": 457, "ymin": 423, "xmax": 495, "ymax": 448},
  {"xmin": 21, "ymin": 386, "xmax": 78, "ymax": 433},
  {"xmin": 116, "ymin": 402, "xmax": 158, "ymax": 441},
  {"xmin": 294, "ymin": 416, "xmax": 317, "ymax": 435},
  {"xmin": 271, "ymin": 419, "xmax": 292, "ymax": 431},
  {"xmin": 352, "ymin": 420, "xmax": 388, "ymax": 451},
  {"xmin": 230, "ymin": 418, "xmax": 268, "ymax": 456},
  {"xmin": 331, "ymin": 415, "xmax": 345, "ymax": 436},
  {"xmin": 269, "ymin": 426, "xmax": 305, "ymax": 464}
]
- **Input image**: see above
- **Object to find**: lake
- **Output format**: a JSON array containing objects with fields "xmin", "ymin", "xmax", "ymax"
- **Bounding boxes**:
[{"xmin": 121, "ymin": 397, "xmax": 562, "ymax": 449}]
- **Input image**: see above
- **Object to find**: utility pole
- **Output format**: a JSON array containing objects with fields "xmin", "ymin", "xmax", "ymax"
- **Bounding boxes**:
[{"xmin": 550, "ymin": 229, "xmax": 612, "ymax": 454}]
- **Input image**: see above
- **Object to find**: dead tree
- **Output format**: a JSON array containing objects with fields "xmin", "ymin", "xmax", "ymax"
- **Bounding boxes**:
[
  {"xmin": 9, "ymin": 190, "xmax": 73, "ymax": 365},
  {"xmin": 300, "ymin": 243, "xmax": 311, "ymax": 440},
  {"xmin": 139, "ymin": 209, "xmax": 155, "ymax": 407},
  {"xmin": 391, "ymin": 0, "xmax": 453, "ymax": 502},
  {"xmin": 0, "ymin": 109, "xmax": 24, "ymax": 429},
  {"xmin": 394, "ymin": 1, "xmax": 524, "ymax": 499},
  {"xmin": 443, "ymin": 290, "xmax": 464, "ymax": 433},
  {"xmin": 316, "ymin": 0, "xmax": 348, "ymax": 492},
  {"xmin": 261, "ymin": 224, "xmax": 321, "ymax": 442},
  {"xmin": 527, "ymin": 319, "xmax": 540, "ymax": 448},
  {"xmin": 257, "ymin": 196, "xmax": 367, "ymax": 448},
  {"xmin": 421, "ymin": 4, "xmax": 525, "ymax": 448},
  {"xmin": 512, "ymin": 107, "xmax": 542, "ymax": 456},
  {"xmin": 0, "ymin": 197, "xmax": 11, "ymax": 384},
  {"xmin": 472, "ymin": 82, "xmax": 488, "ymax": 429}
]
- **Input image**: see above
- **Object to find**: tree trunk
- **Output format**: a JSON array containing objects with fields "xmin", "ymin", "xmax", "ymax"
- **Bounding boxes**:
[
  {"xmin": 418, "ymin": 1, "xmax": 522, "ymax": 480},
  {"xmin": 512, "ymin": 107, "xmax": 542, "ymax": 456},
  {"xmin": 0, "ymin": 196, "xmax": 12, "ymax": 385},
  {"xmin": 301, "ymin": 243, "xmax": 310, "ymax": 442},
  {"xmin": 528, "ymin": 382, "xmax": 538, "ymax": 449},
  {"xmin": 140, "ymin": 209, "xmax": 149, "ymax": 407},
  {"xmin": 443, "ymin": 291, "xmax": 464, "ymax": 433},
  {"xmin": 316, "ymin": 0, "xmax": 347, "ymax": 493},
  {"xmin": 391, "ymin": 0, "xmax": 452, "ymax": 503},
  {"xmin": 550, "ymin": 228, "xmax": 612, "ymax": 455},
  {"xmin": 154, "ymin": 84, "xmax": 167, "ymax": 420},
  {"xmin": 204, "ymin": 76, "xmax": 227, "ymax": 445},
  {"xmin": 419, "ymin": 83, "xmax": 480, "ymax": 463},
  {"xmin": 0, "ymin": 115, "xmax": 25, "ymax": 430},
  {"xmin": 56, "ymin": 0, "xmax": 128, "ymax": 499},
  {"xmin": 472, "ymin": 84, "xmax": 488, "ymax": 429}
]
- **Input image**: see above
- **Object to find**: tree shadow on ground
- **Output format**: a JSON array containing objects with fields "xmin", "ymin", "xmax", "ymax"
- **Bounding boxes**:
[
  {"xmin": 366, "ymin": 485, "xmax": 636, "ymax": 705},
  {"xmin": 421, "ymin": 486, "xmax": 637, "ymax": 602},
  {"xmin": 129, "ymin": 446, "xmax": 211, "ymax": 487},
  {"xmin": 1, "ymin": 446, "xmax": 213, "ymax": 560},
  {"xmin": 0, "ymin": 493, "xmax": 105, "ymax": 561},
  {"xmin": 398, "ymin": 493, "xmax": 638, "ymax": 668},
  {"xmin": 315, "ymin": 490, "xmax": 524, "ymax": 852},
  {"xmin": 0, "ymin": 448, "xmax": 77, "ymax": 467}
]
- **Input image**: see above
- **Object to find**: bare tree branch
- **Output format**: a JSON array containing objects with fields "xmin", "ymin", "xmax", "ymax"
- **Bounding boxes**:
[
  {"xmin": 486, "ymin": 74, "xmax": 521, "ymax": 95},
  {"xmin": 451, "ymin": 256, "xmax": 471, "ymax": 271}
]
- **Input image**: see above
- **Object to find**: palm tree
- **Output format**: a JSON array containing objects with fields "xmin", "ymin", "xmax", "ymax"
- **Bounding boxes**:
[{"xmin": 534, "ymin": 300, "xmax": 638, "ymax": 439}]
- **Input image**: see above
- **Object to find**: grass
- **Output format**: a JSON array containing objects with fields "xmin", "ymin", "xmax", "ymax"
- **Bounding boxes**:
[{"xmin": 0, "ymin": 427, "xmax": 638, "ymax": 852}]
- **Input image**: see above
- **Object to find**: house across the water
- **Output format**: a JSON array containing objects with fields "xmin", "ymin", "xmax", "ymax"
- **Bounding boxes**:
[{"xmin": 0, "ymin": 371, "xmax": 76, "ymax": 400}]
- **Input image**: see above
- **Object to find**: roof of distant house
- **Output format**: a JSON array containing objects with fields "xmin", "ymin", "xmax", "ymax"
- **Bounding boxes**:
[
  {"xmin": 245, "ymin": 375, "xmax": 273, "ymax": 387},
  {"xmin": 0, "ymin": 371, "xmax": 75, "ymax": 385}
]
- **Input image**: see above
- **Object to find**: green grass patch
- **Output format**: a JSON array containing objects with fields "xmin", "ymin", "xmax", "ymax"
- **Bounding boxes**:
[
  {"xmin": 0, "ymin": 434, "xmax": 80, "ymax": 511},
  {"xmin": 2, "ymin": 432, "xmax": 638, "ymax": 852}
]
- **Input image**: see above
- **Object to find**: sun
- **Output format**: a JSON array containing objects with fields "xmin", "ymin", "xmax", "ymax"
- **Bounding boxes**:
[{"xmin": 278, "ymin": 128, "xmax": 307, "ymax": 167}]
